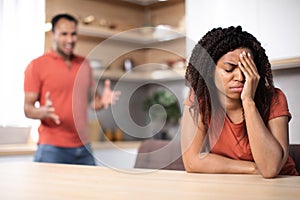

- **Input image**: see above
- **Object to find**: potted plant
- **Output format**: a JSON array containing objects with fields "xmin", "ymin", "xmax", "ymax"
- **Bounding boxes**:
[{"xmin": 142, "ymin": 90, "xmax": 181, "ymax": 139}]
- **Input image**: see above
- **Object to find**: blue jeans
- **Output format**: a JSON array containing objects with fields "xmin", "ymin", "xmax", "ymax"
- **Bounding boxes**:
[{"xmin": 34, "ymin": 144, "xmax": 96, "ymax": 165}]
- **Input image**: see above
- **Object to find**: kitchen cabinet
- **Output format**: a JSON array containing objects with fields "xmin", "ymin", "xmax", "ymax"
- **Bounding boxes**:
[{"xmin": 185, "ymin": 0, "xmax": 300, "ymax": 61}]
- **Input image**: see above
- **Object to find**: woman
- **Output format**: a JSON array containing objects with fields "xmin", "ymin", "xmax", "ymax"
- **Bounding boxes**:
[{"xmin": 181, "ymin": 26, "xmax": 298, "ymax": 178}]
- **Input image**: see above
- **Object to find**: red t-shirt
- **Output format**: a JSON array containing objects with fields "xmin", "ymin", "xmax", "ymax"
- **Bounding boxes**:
[
  {"xmin": 24, "ymin": 50, "xmax": 94, "ymax": 147},
  {"xmin": 185, "ymin": 88, "xmax": 298, "ymax": 176}
]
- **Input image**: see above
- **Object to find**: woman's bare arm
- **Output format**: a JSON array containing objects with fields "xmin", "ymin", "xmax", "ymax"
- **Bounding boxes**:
[
  {"xmin": 239, "ymin": 52, "xmax": 289, "ymax": 178},
  {"xmin": 243, "ymin": 100, "xmax": 289, "ymax": 178},
  {"xmin": 181, "ymin": 105, "xmax": 258, "ymax": 175}
]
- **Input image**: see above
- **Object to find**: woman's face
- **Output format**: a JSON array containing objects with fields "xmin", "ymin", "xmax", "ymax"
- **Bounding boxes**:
[{"xmin": 214, "ymin": 48, "xmax": 253, "ymax": 101}]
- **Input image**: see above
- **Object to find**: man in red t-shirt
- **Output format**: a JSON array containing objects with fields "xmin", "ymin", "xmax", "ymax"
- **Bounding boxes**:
[{"xmin": 24, "ymin": 13, "xmax": 120, "ymax": 165}]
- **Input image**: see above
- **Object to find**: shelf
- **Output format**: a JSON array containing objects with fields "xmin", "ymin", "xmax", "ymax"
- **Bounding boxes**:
[
  {"xmin": 271, "ymin": 57, "xmax": 300, "ymax": 71},
  {"xmin": 78, "ymin": 25, "xmax": 118, "ymax": 39},
  {"xmin": 78, "ymin": 25, "xmax": 185, "ymax": 45},
  {"xmin": 93, "ymin": 68, "xmax": 185, "ymax": 82}
]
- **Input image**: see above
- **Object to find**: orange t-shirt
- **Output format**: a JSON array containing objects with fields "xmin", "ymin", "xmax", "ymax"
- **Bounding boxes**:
[
  {"xmin": 24, "ymin": 50, "xmax": 94, "ymax": 147},
  {"xmin": 185, "ymin": 88, "xmax": 298, "ymax": 176}
]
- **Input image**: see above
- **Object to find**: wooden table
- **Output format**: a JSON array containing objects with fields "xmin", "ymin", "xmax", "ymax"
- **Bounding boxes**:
[{"xmin": 0, "ymin": 162, "xmax": 299, "ymax": 200}]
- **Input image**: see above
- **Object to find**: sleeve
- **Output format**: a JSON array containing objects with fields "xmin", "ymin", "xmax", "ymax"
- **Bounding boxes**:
[
  {"xmin": 24, "ymin": 60, "xmax": 41, "ymax": 93},
  {"xmin": 269, "ymin": 88, "xmax": 292, "ymax": 121}
]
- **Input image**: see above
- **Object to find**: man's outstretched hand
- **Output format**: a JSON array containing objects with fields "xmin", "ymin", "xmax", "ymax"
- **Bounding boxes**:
[{"xmin": 92, "ymin": 79, "xmax": 121, "ymax": 110}]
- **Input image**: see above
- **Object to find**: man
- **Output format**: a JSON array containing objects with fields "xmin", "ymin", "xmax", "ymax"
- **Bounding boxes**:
[{"xmin": 24, "ymin": 13, "xmax": 120, "ymax": 165}]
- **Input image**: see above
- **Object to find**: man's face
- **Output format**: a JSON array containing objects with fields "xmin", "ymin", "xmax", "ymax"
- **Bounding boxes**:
[{"xmin": 52, "ymin": 18, "xmax": 77, "ymax": 58}]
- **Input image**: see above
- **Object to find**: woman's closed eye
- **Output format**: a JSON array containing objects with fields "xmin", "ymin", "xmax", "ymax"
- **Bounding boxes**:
[
  {"xmin": 224, "ymin": 62, "xmax": 238, "ymax": 73},
  {"xmin": 225, "ymin": 68, "xmax": 234, "ymax": 73}
]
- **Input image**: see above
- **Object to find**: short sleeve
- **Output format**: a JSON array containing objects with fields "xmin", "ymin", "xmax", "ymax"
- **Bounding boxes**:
[
  {"xmin": 269, "ymin": 88, "xmax": 292, "ymax": 121},
  {"xmin": 24, "ymin": 60, "xmax": 41, "ymax": 93}
]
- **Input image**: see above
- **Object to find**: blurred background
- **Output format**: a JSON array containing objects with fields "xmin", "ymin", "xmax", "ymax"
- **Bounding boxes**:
[{"xmin": 0, "ymin": 1, "xmax": 300, "ymax": 165}]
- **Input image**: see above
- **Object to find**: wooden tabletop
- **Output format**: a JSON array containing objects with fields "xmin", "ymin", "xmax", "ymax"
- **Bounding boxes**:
[{"xmin": 0, "ymin": 162, "xmax": 299, "ymax": 200}]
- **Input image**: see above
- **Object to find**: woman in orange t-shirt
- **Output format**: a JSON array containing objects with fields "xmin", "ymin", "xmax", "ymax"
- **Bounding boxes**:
[{"xmin": 181, "ymin": 26, "xmax": 298, "ymax": 178}]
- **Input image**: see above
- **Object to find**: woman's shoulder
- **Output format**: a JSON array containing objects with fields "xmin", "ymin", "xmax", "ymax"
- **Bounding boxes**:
[
  {"xmin": 273, "ymin": 88, "xmax": 288, "ymax": 103},
  {"xmin": 269, "ymin": 88, "xmax": 291, "ymax": 121},
  {"xmin": 274, "ymin": 87, "xmax": 286, "ymax": 96}
]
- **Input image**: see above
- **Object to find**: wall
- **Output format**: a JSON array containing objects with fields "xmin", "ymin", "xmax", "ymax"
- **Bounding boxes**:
[
  {"xmin": 185, "ymin": 0, "xmax": 300, "ymax": 61},
  {"xmin": 150, "ymin": 2, "xmax": 185, "ymax": 28},
  {"xmin": 273, "ymin": 67, "xmax": 300, "ymax": 144}
]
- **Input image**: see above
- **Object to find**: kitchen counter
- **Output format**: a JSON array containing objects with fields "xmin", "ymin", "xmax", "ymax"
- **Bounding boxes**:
[
  {"xmin": 0, "ymin": 141, "xmax": 141, "ymax": 156},
  {"xmin": 0, "ymin": 141, "xmax": 141, "ymax": 168}
]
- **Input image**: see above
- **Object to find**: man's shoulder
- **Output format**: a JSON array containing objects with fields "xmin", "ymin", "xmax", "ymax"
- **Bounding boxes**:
[
  {"xmin": 26, "ymin": 51, "xmax": 59, "ymax": 72},
  {"xmin": 31, "ymin": 51, "xmax": 55, "ymax": 63}
]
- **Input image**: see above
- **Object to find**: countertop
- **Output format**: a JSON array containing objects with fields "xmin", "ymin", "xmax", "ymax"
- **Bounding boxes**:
[{"xmin": 0, "ymin": 141, "xmax": 141, "ymax": 156}]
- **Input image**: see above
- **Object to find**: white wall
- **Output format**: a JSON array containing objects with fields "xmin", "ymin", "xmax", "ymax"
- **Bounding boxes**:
[
  {"xmin": 185, "ymin": 0, "xmax": 300, "ymax": 60},
  {"xmin": 273, "ymin": 68, "xmax": 300, "ymax": 144},
  {"xmin": 186, "ymin": 0, "xmax": 300, "ymax": 143}
]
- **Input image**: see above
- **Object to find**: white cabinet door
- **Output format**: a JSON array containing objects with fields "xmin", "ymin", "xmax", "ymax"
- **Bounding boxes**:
[{"xmin": 186, "ymin": 0, "xmax": 300, "ymax": 60}]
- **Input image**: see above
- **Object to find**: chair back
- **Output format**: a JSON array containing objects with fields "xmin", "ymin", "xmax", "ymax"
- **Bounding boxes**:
[
  {"xmin": 289, "ymin": 144, "xmax": 300, "ymax": 174},
  {"xmin": 134, "ymin": 139, "xmax": 184, "ymax": 170}
]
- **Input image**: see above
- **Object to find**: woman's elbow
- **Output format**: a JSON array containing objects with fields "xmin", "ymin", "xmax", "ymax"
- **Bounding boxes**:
[
  {"xmin": 184, "ymin": 163, "xmax": 196, "ymax": 173},
  {"xmin": 261, "ymin": 171, "xmax": 277, "ymax": 179},
  {"xmin": 259, "ymin": 166, "xmax": 280, "ymax": 179},
  {"xmin": 259, "ymin": 155, "xmax": 286, "ymax": 178},
  {"xmin": 182, "ymin": 156, "xmax": 199, "ymax": 173}
]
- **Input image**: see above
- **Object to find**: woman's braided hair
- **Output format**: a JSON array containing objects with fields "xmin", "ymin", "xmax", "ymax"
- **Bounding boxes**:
[{"xmin": 185, "ymin": 26, "xmax": 274, "ymax": 132}]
